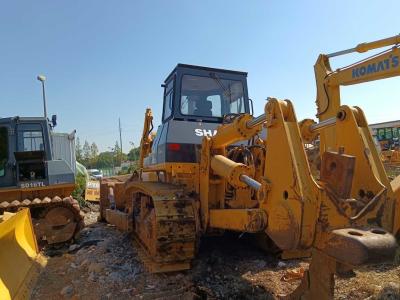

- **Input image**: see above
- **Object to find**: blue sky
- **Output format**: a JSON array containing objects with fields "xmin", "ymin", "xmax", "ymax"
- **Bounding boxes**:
[{"xmin": 1, "ymin": 1, "xmax": 399, "ymax": 151}]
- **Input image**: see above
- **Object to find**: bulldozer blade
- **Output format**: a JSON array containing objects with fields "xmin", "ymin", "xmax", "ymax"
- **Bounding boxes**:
[{"xmin": 0, "ymin": 209, "xmax": 46, "ymax": 300}]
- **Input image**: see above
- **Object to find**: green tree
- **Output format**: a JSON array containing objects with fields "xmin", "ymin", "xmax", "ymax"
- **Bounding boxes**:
[
  {"xmin": 90, "ymin": 142, "xmax": 99, "ymax": 167},
  {"xmin": 82, "ymin": 140, "xmax": 91, "ymax": 166},
  {"xmin": 96, "ymin": 151, "xmax": 114, "ymax": 169},
  {"xmin": 114, "ymin": 141, "xmax": 122, "ymax": 166},
  {"xmin": 128, "ymin": 147, "xmax": 140, "ymax": 161},
  {"xmin": 75, "ymin": 137, "xmax": 83, "ymax": 162}
]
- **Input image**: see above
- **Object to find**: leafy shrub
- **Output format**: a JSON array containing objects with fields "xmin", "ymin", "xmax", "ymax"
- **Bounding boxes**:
[{"xmin": 72, "ymin": 173, "xmax": 87, "ymax": 207}]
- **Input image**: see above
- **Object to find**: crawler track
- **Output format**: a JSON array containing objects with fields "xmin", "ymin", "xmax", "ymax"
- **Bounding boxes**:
[
  {"xmin": 124, "ymin": 181, "xmax": 198, "ymax": 273},
  {"xmin": 0, "ymin": 196, "xmax": 84, "ymax": 244}
]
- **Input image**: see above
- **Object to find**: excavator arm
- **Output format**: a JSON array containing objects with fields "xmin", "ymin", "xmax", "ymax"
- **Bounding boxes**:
[
  {"xmin": 138, "ymin": 108, "xmax": 154, "ymax": 169},
  {"xmin": 315, "ymin": 35, "xmax": 400, "ymax": 121}
]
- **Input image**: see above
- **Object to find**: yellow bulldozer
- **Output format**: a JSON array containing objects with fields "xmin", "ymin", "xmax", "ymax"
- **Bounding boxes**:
[
  {"xmin": 100, "ymin": 54, "xmax": 399, "ymax": 299},
  {"xmin": 0, "ymin": 116, "xmax": 83, "ymax": 299},
  {"xmin": 0, "ymin": 116, "xmax": 83, "ymax": 245}
]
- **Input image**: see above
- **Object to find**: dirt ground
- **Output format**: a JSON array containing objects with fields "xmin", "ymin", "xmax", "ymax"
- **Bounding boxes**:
[{"xmin": 31, "ymin": 206, "xmax": 400, "ymax": 300}]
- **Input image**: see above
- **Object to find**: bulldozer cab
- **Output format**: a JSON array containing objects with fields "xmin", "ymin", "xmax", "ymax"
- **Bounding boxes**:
[
  {"xmin": 0, "ymin": 117, "xmax": 75, "ymax": 189},
  {"xmin": 144, "ymin": 64, "xmax": 251, "ymax": 166},
  {"xmin": 162, "ymin": 64, "xmax": 251, "ymax": 123}
]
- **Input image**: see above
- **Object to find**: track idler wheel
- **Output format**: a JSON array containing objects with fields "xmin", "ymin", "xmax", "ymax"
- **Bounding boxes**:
[{"xmin": 33, "ymin": 197, "xmax": 83, "ymax": 244}]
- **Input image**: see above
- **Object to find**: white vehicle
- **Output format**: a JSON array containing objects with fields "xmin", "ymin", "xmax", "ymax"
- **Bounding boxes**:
[{"xmin": 88, "ymin": 169, "xmax": 103, "ymax": 180}]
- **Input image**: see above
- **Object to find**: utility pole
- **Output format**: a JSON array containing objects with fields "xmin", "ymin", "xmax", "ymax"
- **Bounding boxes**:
[{"xmin": 119, "ymin": 118, "xmax": 123, "ymax": 164}]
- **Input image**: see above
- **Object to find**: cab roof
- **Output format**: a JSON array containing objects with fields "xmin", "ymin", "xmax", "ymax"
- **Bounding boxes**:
[
  {"xmin": 0, "ymin": 116, "xmax": 48, "ymax": 123},
  {"xmin": 164, "ymin": 64, "xmax": 248, "ymax": 83}
]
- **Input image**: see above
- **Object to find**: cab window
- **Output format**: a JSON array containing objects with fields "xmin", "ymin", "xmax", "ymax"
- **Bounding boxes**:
[
  {"xmin": 385, "ymin": 128, "xmax": 393, "ymax": 140},
  {"xmin": 230, "ymin": 97, "xmax": 244, "ymax": 114},
  {"xmin": 377, "ymin": 128, "xmax": 385, "ymax": 141},
  {"xmin": 22, "ymin": 131, "xmax": 44, "ymax": 151},
  {"xmin": 180, "ymin": 74, "xmax": 246, "ymax": 119},
  {"xmin": 0, "ymin": 127, "xmax": 8, "ymax": 177},
  {"xmin": 163, "ymin": 79, "xmax": 174, "ymax": 121},
  {"xmin": 393, "ymin": 128, "xmax": 399, "ymax": 138},
  {"xmin": 206, "ymin": 95, "xmax": 222, "ymax": 117}
]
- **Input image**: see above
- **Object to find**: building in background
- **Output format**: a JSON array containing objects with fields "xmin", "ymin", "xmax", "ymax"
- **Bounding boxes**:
[{"xmin": 370, "ymin": 120, "xmax": 400, "ymax": 150}]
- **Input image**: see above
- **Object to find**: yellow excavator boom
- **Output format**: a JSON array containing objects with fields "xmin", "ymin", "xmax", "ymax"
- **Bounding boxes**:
[
  {"xmin": 315, "ymin": 34, "xmax": 400, "ymax": 122},
  {"xmin": 139, "ymin": 108, "xmax": 154, "ymax": 169}
]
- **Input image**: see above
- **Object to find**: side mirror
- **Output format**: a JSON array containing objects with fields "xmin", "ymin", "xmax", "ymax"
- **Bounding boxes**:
[
  {"xmin": 51, "ymin": 115, "xmax": 57, "ymax": 127},
  {"xmin": 161, "ymin": 83, "xmax": 166, "ymax": 88}
]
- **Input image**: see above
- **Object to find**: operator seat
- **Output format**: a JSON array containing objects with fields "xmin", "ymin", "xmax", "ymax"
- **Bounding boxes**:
[{"xmin": 194, "ymin": 99, "xmax": 213, "ymax": 117}]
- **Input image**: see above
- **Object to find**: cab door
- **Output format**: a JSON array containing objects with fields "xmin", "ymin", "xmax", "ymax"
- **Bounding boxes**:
[{"xmin": 0, "ymin": 126, "xmax": 16, "ymax": 188}]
